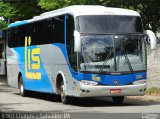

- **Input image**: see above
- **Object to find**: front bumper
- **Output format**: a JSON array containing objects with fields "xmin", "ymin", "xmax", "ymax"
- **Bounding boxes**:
[{"xmin": 74, "ymin": 82, "xmax": 146, "ymax": 97}]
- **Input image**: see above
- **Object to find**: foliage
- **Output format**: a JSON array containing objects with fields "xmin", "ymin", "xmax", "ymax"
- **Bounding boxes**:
[
  {"xmin": 38, "ymin": 0, "xmax": 71, "ymax": 10},
  {"xmin": 136, "ymin": 0, "xmax": 160, "ymax": 32},
  {"xmin": 14, "ymin": 0, "xmax": 43, "ymax": 21},
  {"xmin": 0, "ymin": 1, "xmax": 18, "ymax": 20},
  {"xmin": 0, "ymin": 1, "xmax": 17, "ymax": 29},
  {"xmin": 0, "ymin": 0, "xmax": 42, "ymax": 29},
  {"xmin": 38, "ymin": 0, "xmax": 101, "ymax": 10},
  {"xmin": 146, "ymin": 87, "xmax": 160, "ymax": 96},
  {"xmin": 0, "ymin": 20, "xmax": 8, "ymax": 30}
]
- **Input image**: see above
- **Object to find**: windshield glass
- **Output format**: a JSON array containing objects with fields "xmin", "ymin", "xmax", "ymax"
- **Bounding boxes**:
[
  {"xmin": 79, "ymin": 34, "xmax": 146, "ymax": 74},
  {"xmin": 80, "ymin": 35, "xmax": 114, "ymax": 72},
  {"xmin": 114, "ymin": 35, "xmax": 146, "ymax": 72},
  {"xmin": 77, "ymin": 15, "xmax": 143, "ymax": 34}
]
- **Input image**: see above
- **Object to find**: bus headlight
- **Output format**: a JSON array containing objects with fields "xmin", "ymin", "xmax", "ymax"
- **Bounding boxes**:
[
  {"xmin": 81, "ymin": 80, "xmax": 98, "ymax": 86},
  {"xmin": 132, "ymin": 80, "xmax": 146, "ymax": 85}
]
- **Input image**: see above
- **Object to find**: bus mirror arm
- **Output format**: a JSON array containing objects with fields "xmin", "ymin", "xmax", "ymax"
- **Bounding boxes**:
[
  {"xmin": 74, "ymin": 30, "xmax": 81, "ymax": 52},
  {"xmin": 144, "ymin": 30, "xmax": 157, "ymax": 50}
]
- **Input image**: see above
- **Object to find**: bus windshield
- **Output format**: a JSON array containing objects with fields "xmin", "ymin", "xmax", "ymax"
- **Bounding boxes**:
[
  {"xmin": 79, "ymin": 34, "xmax": 146, "ymax": 74},
  {"xmin": 77, "ymin": 15, "xmax": 143, "ymax": 34}
]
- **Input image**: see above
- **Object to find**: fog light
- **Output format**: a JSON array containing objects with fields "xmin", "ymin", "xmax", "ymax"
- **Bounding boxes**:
[
  {"xmin": 139, "ymin": 89, "xmax": 143, "ymax": 92},
  {"xmin": 80, "ymin": 89, "xmax": 85, "ymax": 93},
  {"xmin": 86, "ymin": 90, "xmax": 90, "ymax": 93},
  {"xmin": 133, "ymin": 80, "xmax": 146, "ymax": 85}
]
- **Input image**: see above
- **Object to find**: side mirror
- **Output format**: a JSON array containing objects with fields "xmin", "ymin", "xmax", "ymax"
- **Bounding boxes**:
[
  {"xmin": 74, "ymin": 30, "xmax": 81, "ymax": 52},
  {"xmin": 144, "ymin": 30, "xmax": 157, "ymax": 50}
]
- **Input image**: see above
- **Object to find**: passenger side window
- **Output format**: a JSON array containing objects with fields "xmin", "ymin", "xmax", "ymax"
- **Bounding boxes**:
[
  {"xmin": 8, "ymin": 15, "xmax": 66, "ymax": 47},
  {"xmin": 45, "ymin": 18, "xmax": 55, "ymax": 44},
  {"xmin": 54, "ymin": 15, "xmax": 65, "ymax": 44},
  {"xmin": 32, "ymin": 20, "xmax": 45, "ymax": 45}
]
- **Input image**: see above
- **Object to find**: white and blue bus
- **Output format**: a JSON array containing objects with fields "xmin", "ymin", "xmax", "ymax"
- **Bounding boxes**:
[{"xmin": 7, "ymin": 5, "xmax": 156, "ymax": 104}]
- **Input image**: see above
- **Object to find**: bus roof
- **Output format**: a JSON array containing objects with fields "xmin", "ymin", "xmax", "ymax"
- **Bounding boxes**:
[{"xmin": 8, "ymin": 5, "xmax": 140, "ymax": 28}]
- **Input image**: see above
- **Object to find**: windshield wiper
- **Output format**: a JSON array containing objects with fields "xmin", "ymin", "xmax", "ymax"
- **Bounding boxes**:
[
  {"xmin": 99, "ymin": 48, "xmax": 113, "ymax": 73},
  {"xmin": 115, "ymin": 36, "xmax": 134, "ymax": 74},
  {"xmin": 99, "ymin": 37, "xmax": 134, "ymax": 74},
  {"xmin": 122, "ymin": 48, "xmax": 134, "ymax": 74}
]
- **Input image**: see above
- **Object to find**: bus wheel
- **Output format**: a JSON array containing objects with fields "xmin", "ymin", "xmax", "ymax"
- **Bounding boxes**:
[
  {"xmin": 60, "ymin": 80, "xmax": 69, "ymax": 104},
  {"xmin": 112, "ymin": 96, "xmax": 124, "ymax": 104},
  {"xmin": 19, "ymin": 76, "xmax": 28, "ymax": 97}
]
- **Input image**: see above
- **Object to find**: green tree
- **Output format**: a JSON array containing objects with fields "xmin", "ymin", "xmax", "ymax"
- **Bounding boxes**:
[
  {"xmin": 0, "ymin": 0, "xmax": 42, "ymax": 29},
  {"xmin": 0, "ymin": 1, "xmax": 18, "ymax": 20},
  {"xmin": 0, "ymin": 20, "xmax": 7, "ymax": 30},
  {"xmin": 38, "ymin": 0, "xmax": 101, "ymax": 10},
  {"xmin": 0, "ymin": 1, "xmax": 18, "ymax": 29},
  {"xmin": 136, "ymin": 0, "xmax": 160, "ymax": 32},
  {"xmin": 14, "ymin": 0, "xmax": 43, "ymax": 20},
  {"xmin": 38, "ymin": 0, "xmax": 71, "ymax": 10}
]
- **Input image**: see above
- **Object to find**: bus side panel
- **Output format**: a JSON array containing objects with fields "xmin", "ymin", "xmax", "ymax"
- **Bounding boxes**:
[
  {"xmin": 7, "ymin": 47, "xmax": 20, "ymax": 88},
  {"xmin": 7, "ymin": 43, "xmax": 78, "ymax": 96},
  {"xmin": 13, "ymin": 46, "xmax": 53, "ymax": 93},
  {"xmin": 40, "ymin": 44, "xmax": 77, "ymax": 95},
  {"xmin": 53, "ymin": 44, "xmax": 79, "ymax": 96},
  {"xmin": 7, "ymin": 64, "xmax": 20, "ymax": 88}
]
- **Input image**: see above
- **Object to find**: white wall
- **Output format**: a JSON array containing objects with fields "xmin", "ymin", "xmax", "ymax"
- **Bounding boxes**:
[{"xmin": 147, "ymin": 43, "xmax": 160, "ymax": 88}]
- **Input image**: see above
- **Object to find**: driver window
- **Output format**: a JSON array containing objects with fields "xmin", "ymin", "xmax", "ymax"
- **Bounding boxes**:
[{"xmin": 66, "ymin": 15, "xmax": 77, "ymax": 71}]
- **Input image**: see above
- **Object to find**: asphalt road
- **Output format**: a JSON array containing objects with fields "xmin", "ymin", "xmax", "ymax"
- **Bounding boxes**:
[{"xmin": 0, "ymin": 77, "xmax": 160, "ymax": 119}]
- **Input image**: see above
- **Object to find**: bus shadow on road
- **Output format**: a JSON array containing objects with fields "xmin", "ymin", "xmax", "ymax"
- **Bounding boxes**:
[
  {"xmin": 69, "ymin": 97, "xmax": 160, "ymax": 107},
  {"xmin": 65, "ymin": 96, "xmax": 160, "ymax": 107},
  {"xmin": 14, "ymin": 91, "xmax": 160, "ymax": 107},
  {"xmin": 14, "ymin": 91, "xmax": 62, "ymax": 103}
]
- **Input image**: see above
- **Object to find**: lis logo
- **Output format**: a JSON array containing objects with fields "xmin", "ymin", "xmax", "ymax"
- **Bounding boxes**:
[{"xmin": 24, "ymin": 36, "xmax": 41, "ymax": 80}]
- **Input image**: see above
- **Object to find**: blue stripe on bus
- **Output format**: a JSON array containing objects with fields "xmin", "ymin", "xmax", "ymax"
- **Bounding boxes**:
[
  {"xmin": 8, "ymin": 20, "xmax": 28, "ymax": 28},
  {"xmin": 76, "ymin": 72, "xmax": 146, "ymax": 85},
  {"xmin": 14, "ymin": 46, "xmax": 53, "ymax": 93},
  {"xmin": 53, "ymin": 43, "xmax": 147, "ymax": 86}
]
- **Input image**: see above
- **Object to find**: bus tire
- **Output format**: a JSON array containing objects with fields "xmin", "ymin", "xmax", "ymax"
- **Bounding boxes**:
[
  {"xmin": 112, "ymin": 96, "xmax": 124, "ymax": 104},
  {"xmin": 60, "ymin": 80, "xmax": 70, "ymax": 104},
  {"xmin": 19, "ymin": 76, "xmax": 28, "ymax": 97}
]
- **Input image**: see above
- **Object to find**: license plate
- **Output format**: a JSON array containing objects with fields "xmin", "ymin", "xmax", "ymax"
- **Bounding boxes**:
[{"xmin": 110, "ymin": 89, "xmax": 122, "ymax": 95}]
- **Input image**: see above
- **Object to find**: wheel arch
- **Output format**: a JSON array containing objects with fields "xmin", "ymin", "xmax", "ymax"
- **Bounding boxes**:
[{"xmin": 55, "ymin": 71, "xmax": 66, "ymax": 95}]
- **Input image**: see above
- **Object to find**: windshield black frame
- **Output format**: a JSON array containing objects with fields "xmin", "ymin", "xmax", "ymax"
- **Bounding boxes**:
[{"xmin": 76, "ymin": 15, "xmax": 144, "ymax": 34}]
